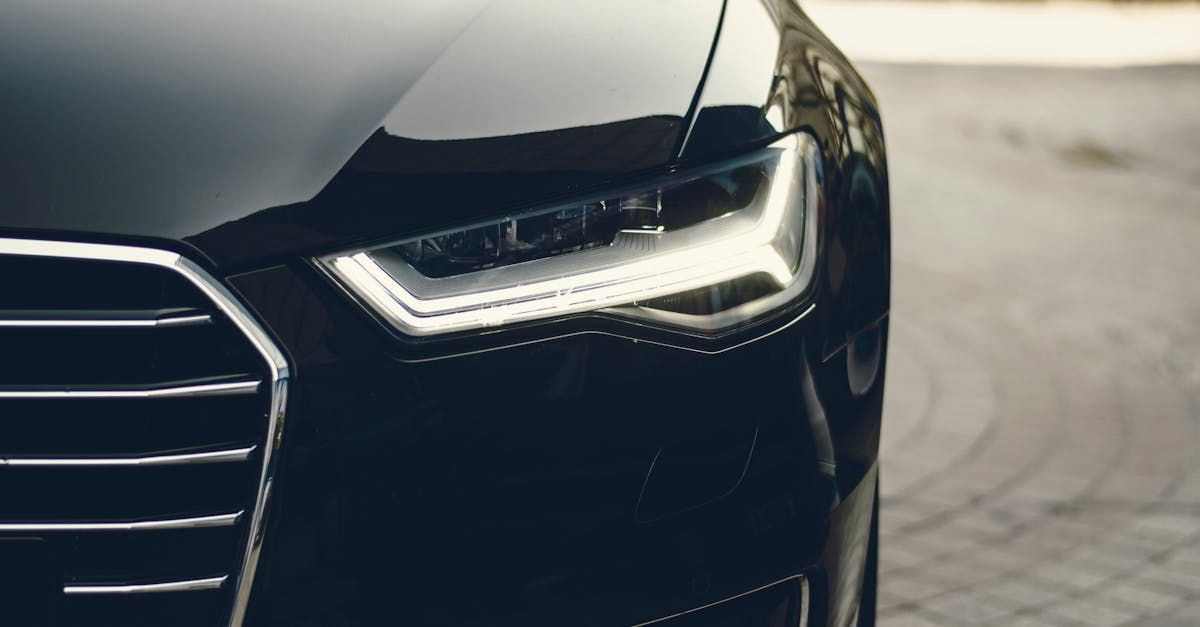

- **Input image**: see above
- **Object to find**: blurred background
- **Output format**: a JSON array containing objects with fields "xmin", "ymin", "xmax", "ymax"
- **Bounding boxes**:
[{"xmin": 803, "ymin": 1, "xmax": 1200, "ymax": 625}]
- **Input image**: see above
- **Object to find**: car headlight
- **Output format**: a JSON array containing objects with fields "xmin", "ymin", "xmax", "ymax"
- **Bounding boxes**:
[{"xmin": 318, "ymin": 132, "xmax": 818, "ymax": 338}]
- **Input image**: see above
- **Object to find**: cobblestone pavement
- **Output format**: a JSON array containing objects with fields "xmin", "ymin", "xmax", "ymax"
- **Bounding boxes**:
[{"xmin": 862, "ymin": 63, "xmax": 1200, "ymax": 626}]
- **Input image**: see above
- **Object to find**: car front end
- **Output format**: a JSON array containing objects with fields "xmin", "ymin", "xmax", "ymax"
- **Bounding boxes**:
[{"xmin": 0, "ymin": 1, "xmax": 889, "ymax": 625}]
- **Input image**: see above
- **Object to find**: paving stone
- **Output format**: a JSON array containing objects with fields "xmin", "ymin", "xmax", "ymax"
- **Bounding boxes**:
[
  {"xmin": 867, "ymin": 61, "xmax": 1200, "ymax": 627},
  {"xmin": 902, "ymin": 528, "xmax": 984, "ymax": 556},
  {"xmin": 917, "ymin": 590, "xmax": 1017, "ymax": 624},
  {"xmin": 1068, "ymin": 543, "xmax": 1151, "ymax": 573},
  {"xmin": 1026, "ymin": 561, "xmax": 1113, "ymax": 591},
  {"xmin": 967, "ymin": 546, "xmax": 1037, "ymax": 575},
  {"xmin": 1144, "ymin": 559, "xmax": 1200, "ymax": 590},
  {"xmin": 881, "ymin": 502, "xmax": 934, "ymax": 534},
  {"xmin": 879, "ymin": 589, "xmax": 909, "ymax": 612},
  {"xmin": 944, "ymin": 513, "xmax": 1015, "ymax": 542},
  {"xmin": 991, "ymin": 615, "xmax": 1072, "ymax": 627},
  {"xmin": 881, "ymin": 540, "xmax": 932, "ymax": 575},
  {"xmin": 1125, "ymin": 514, "xmax": 1200, "ymax": 545},
  {"xmin": 878, "ymin": 608, "xmax": 947, "ymax": 627},
  {"xmin": 986, "ymin": 576, "xmax": 1075, "ymax": 608},
  {"xmin": 1106, "ymin": 580, "xmax": 1190, "ymax": 614},
  {"xmin": 1124, "ymin": 573, "xmax": 1200, "ymax": 600},
  {"xmin": 1044, "ymin": 598, "xmax": 1141, "ymax": 627},
  {"xmin": 1171, "ymin": 472, "xmax": 1200, "ymax": 504},
  {"xmin": 880, "ymin": 573, "xmax": 958, "ymax": 604},
  {"xmin": 918, "ymin": 557, "xmax": 999, "ymax": 588},
  {"xmin": 1098, "ymin": 534, "xmax": 1172, "ymax": 562},
  {"xmin": 1152, "ymin": 600, "xmax": 1200, "ymax": 625},
  {"xmin": 1168, "ymin": 541, "xmax": 1200, "ymax": 565},
  {"xmin": 1002, "ymin": 528, "xmax": 1080, "ymax": 558}
]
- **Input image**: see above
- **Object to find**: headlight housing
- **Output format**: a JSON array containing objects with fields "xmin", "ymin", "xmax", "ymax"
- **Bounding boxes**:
[{"xmin": 319, "ymin": 132, "xmax": 819, "ymax": 338}]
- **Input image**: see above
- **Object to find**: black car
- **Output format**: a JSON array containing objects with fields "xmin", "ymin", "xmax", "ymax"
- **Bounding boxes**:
[{"xmin": 0, "ymin": 1, "xmax": 889, "ymax": 625}]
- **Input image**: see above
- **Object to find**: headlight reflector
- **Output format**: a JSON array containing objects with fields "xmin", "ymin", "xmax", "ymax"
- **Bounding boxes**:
[{"xmin": 319, "ymin": 133, "xmax": 818, "ymax": 338}]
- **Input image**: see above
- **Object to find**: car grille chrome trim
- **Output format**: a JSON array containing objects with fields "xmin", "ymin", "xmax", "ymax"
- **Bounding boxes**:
[
  {"xmin": 0, "ymin": 308, "xmax": 212, "ymax": 328},
  {"xmin": 630, "ymin": 574, "xmax": 809, "ymax": 627},
  {"xmin": 0, "ymin": 237, "xmax": 290, "ymax": 626},
  {"xmin": 0, "ymin": 445, "xmax": 257, "ymax": 467},
  {"xmin": 0, "ymin": 378, "xmax": 261, "ymax": 399},
  {"xmin": 64, "ymin": 575, "xmax": 229, "ymax": 595},
  {"xmin": 0, "ymin": 512, "xmax": 243, "ymax": 532}
]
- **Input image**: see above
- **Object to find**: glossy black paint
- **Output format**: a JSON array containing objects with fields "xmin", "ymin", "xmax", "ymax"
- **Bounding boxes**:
[
  {"xmin": 1, "ymin": 0, "xmax": 888, "ymax": 625},
  {"xmin": 229, "ymin": 263, "xmax": 885, "ymax": 626},
  {"xmin": 0, "ymin": 0, "xmax": 721, "ymax": 269},
  {"xmin": 688, "ymin": 0, "xmax": 890, "ymax": 350}
]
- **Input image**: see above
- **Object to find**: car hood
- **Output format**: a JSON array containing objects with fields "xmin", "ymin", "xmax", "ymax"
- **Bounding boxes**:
[{"xmin": 0, "ymin": 0, "xmax": 722, "ymax": 269}]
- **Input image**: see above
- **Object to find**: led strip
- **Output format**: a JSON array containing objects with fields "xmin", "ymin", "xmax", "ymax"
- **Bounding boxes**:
[{"xmin": 323, "ymin": 133, "xmax": 817, "ymax": 337}]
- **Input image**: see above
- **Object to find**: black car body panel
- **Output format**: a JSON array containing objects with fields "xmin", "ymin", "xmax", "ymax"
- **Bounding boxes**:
[
  {"xmin": 0, "ymin": 1, "xmax": 888, "ymax": 625},
  {"xmin": 0, "ymin": 0, "xmax": 722, "ymax": 268}
]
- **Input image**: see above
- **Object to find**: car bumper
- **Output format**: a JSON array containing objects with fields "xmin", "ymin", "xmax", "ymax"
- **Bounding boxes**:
[{"xmin": 229, "ymin": 262, "xmax": 884, "ymax": 626}]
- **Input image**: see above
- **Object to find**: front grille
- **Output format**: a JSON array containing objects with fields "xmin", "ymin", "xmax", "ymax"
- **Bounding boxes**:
[{"xmin": 0, "ymin": 239, "xmax": 288, "ymax": 627}]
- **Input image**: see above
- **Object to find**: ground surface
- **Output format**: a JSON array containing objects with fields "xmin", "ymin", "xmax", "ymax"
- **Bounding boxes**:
[
  {"xmin": 864, "ymin": 62, "xmax": 1200, "ymax": 626},
  {"xmin": 804, "ymin": 1, "xmax": 1200, "ymax": 67}
]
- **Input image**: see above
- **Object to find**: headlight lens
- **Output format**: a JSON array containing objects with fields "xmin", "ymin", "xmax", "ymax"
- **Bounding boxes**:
[{"xmin": 319, "ymin": 132, "xmax": 818, "ymax": 338}]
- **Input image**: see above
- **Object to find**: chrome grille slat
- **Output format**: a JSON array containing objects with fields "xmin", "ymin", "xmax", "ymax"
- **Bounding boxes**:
[
  {"xmin": 0, "ymin": 237, "xmax": 290, "ymax": 625},
  {"xmin": 0, "ymin": 511, "xmax": 243, "ymax": 532},
  {"xmin": 0, "ymin": 307, "xmax": 212, "ymax": 328},
  {"xmin": 0, "ymin": 378, "xmax": 260, "ymax": 399},
  {"xmin": 64, "ymin": 575, "xmax": 229, "ymax": 595},
  {"xmin": 0, "ymin": 445, "xmax": 256, "ymax": 467}
]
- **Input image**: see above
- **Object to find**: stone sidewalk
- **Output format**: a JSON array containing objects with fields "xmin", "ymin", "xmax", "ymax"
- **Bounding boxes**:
[{"xmin": 864, "ymin": 63, "xmax": 1200, "ymax": 626}]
